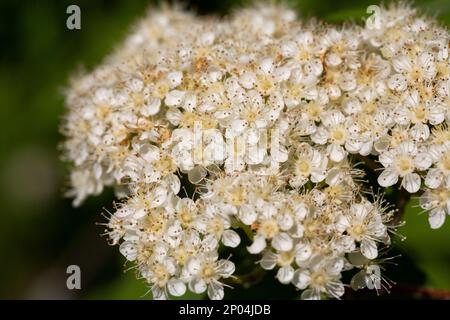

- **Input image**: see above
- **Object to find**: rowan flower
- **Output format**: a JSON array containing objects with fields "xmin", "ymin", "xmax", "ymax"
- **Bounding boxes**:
[{"xmin": 61, "ymin": 3, "xmax": 450, "ymax": 300}]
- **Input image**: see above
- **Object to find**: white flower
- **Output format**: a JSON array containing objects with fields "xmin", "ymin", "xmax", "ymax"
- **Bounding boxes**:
[
  {"xmin": 165, "ymin": 90, "xmax": 186, "ymax": 107},
  {"xmin": 377, "ymin": 141, "xmax": 427, "ymax": 193},
  {"xmin": 183, "ymin": 255, "xmax": 235, "ymax": 300},
  {"xmin": 292, "ymin": 258, "xmax": 345, "ymax": 300},
  {"xmin": 393, "ymin": 90, "xmax": 445, "ymax": 141},
  {"xmin": 392, "ymin": 52, "xmax": 436, "ymax": 83},
  {"xmin": 289, "ymin": 144, "xmax": 328, "ymax": 187},
  {"xmin": 167, "ymin": 71, "xmax": 183, "ymax": 89},
  {"xmin": 62, "ymin": 3, "xmax": 449, "ymax": 301},
  {"xmin": 336, "ymin": 201, "xmax": 387, "ymax": 259},
  {"xmin": 420, "ymin": 187, "xmax": 450, "ymax": 229},
  {"xmin": 425, "ymin": 148, "xmax": 450, "ymax": 189},
  {"xmin": 67, "ymin": 169, "xmax": 104, "ymax": 207},
  {"xmin": 313, "ymin": 110, "xmax": 350, "ymax": 162},
  {"xmin": 260, "ymin": 250, "xmax": 296, "ymax": 284},
  {"xmin": 195, "ymin": 203, "xmax": 241, "ymax": 248}
]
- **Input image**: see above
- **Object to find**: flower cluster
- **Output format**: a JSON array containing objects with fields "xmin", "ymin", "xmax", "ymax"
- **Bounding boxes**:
[{"xmin": 62, "ymin": 3, "xmax": 449, "ymax": 299}]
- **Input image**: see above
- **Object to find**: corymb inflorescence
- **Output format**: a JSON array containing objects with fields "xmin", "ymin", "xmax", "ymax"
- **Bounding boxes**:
[{"xmin": 61, "ymin": 3, "xmax": 450, "ymax": 299}]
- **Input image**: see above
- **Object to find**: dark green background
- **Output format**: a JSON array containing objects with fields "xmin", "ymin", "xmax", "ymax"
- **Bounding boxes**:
[{"xmin": 0, "ymin": 0, "xmax": 449, "ymax": 299}]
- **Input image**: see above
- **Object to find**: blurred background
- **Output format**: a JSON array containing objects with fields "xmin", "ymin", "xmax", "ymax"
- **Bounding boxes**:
[{"xmin": 1, "ymin": 0, "xmax": 449, "ymax": 299}]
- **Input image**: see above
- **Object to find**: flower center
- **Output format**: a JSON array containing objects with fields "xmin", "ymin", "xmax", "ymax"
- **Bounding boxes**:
[
  {"xmin": 330, "ymin": 127, "xmax": 346, "ymax": 144},
  {"xmin": 229, "ymin": 186, "xmax": 247, "ymax": 206},
  {"xmin": 395, "ymin": 155, "xmax": 414, "ymax": 176},
  {"xmin": 349, "ymin": 223, "xmax": 365, "ymax": 241},
  {"xmin": 310, "ymin": 270, "xmax": 329, "ymax": 289},
  {"xmin": 412, "ymin": 106, "xmax": 427, "ymax": 123},
  {"xmin": 208, "ymin": 217, "xmax": 224, "ymax": 236},
  {"xmin": 295, "ymin": 158, "xmax": 312, "ymax": 176},
  {"xmin": 277, "ymin": 251, "xmax": 295, "ymax": 267},
  {"xmin": 259, "ymin": 219, "xmax": 279, "ymax": 239},
  {"xmin": 439, "ymin": 153, "xmax": 450, "ymax": 172},
  {"xmin": 153, "ymin": 265, "xmax": 170, "ymax": 287},
  {"xmin": 202, "ymin": 264, "xmax": 216, "ymax": 281},
  {"xmin": 175, "ymin": 248, "xmax": 188, "ymax": 265}
]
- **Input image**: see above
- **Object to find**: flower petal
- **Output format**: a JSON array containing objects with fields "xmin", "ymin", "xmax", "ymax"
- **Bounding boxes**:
[
  {"xmin": 401, "ymin": 173, "xmax": 421, "ymax": 193},
  {"xmin": 189, "ymin": 278, "xmax": 207, "ymax": 294},
  {"xmin": 377, "ymin": 168, "xmax": 399, "ymax": 187},
  {"xmin": 428, "ymin": 208, "xmax": 446, "ymax": 229},
  {"xmin": 276, "ymin": 265, "xmax": 295, "ymax": 284},
  {"xmin": 271, "ymin": 233, "xmax": 293, "ymax": 252},
  {"xmin": 361, "ymin": 239, "xmax": 378, "ymax": 260},
  {"xmin": 222, "ymin": 229, "xmax": 241, "ymax": 248},
  {"xmin": 167, "ymin": 279, "xmax": 186, "ymax": 297},
  {"xmin": 292, "ymin": 270, "xmax": 311, "ymax": 290},
  {"xmin": 247, "ymin": 234, "xmax": 267, "ymax": 254}
]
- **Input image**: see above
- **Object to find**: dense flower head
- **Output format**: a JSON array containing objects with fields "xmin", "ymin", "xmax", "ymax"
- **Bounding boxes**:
[{"xmin": 62, "ymin": 3, "xmax": 449, "ymax": 299}]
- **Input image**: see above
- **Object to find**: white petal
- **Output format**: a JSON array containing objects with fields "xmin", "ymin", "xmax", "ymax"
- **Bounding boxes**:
[
  {"xmin": 188, "ymin": 166, "xmax": 207, "ymax": 184},
  {"xmin": 142, "ymin": 98, "xmax": 161, "ymax": 116},
  {"xmin": 361, "ymin": 239, "xmax": 378, "ymax": 260},
  {"xmin": 301, "ymin": 289, "xmax": 321, "ymax": 300},
  {"xmin": 418, "ymin": 52, "xmax": 436, "ymax": 80},
  {"xmin": 379, "ymin": 151, "xmax": 395, "ymax": 167},
  {"xmin": 414, "ymin": 153, "xmax": 432, "ymax": 171},
  {"xmin": 326, "ymin": 258, "xmax": 344, "ymax": 275},
  {"xmin": 183, "ymin": 93, "xmax": 197, "ymax": 112},
  {"xmin": 239, "ymin": 204, "xmax": 258, "ymax": 225},
  {"xmin": 167, "ymin": 71, "xmax": 183, "ymax": 88},
  {"xmin": 295, "ymin": 243, "xmax": 312, "ymax": 263},
  {"xmin": 336, "ymin": 215, "xmax": 350, "ymax": 233},
  {"xmin": 276, "ymin": 265, "xmax": 295, "ymax": 284},
  {"xmin": 350, "ymin": 270, "xmax": 368, "ymax": 290},
  {"xmin": 151, "ymin": 286, "xmax": 167, "ymax": 300},
  {"xmin": 115, "ymin": 207, "xmax": 133, "ymax": 218},
  {"xmin": 429, "ymin": 208, "xmax": 446, "ymax": 229},
  {"xmin": 326, "ymin": 281, "xmax": 345, "ymax": 298},
  {"xmin": 377, "ymin": 168, "xmax": 399, "ymax": 187},
  {"xmin": 271, "ymin": 233, "xmax": 293, "ymax": 252},
  {"xmin": 259, "ymin": 57, "xmax": 273, "ymax": 74},
  {"xmin": 166, "ymin": 108, "xmax": 183, "ymax": 126},
  {"xmin": 217, "ymin": 260, "xmax": 235, "ymax": 278},
  {"xmin": 186, "ymin": 257, "xmax": 201, "ymax": 274},
  {"xmin": 260, "ymin": 251, "xmax": 278, "ymax": 270},
  {"xmin": 247, "ymin": 234, "xmax": 267, "ymax": 254},
  {"xmin": 222, "ymin": 229, "xmax": 241, "ymax": 248},
  {"xmin": 393, "ymin": 106, "xmax": 410, "ymax": 125},
  {"xmin": 167, "ymin": 279, "xmax": 186, "ymax": 297},
  {"xmin": 425, "ymin": 169, "xmax": 443, "ymax": 189},
  {"xmin": 231, "ymin": 119, "xmax": 248, "ymax": 134},
  {"xmin": 119, "ymin": 242, "xmax": 137, "ymax": 261},
  {"xmin": 189, "ymin": 278, "xmax": 207, "ymax": 294},
  {"xmin": 167, "ymin": 220, "xmax": 182, "ymax": 237},
  {"xmin": 277, "ymin": 213, "xmax": 294, "ymax": 231},
  {"xmin": 207, "ymin": 282, "xmax": 224, "ymax": 300},
  {"xmin": 328, "ymin": 144, "xmax": 347, "ymax": 162},
  {"xmin": 165, "ymin": 90, "xmax": 185, "ymax": 107},
  {"xmin": 410, "ymin": 123, "xmax": 430, "ymax": 141},
  {"xmin": 401, "ymin": 173, "xmax": 421, "ymax": 193},
  {"xmin": 166, "ymin": 173, "xmax": 181, "ymax": 194},
  {"xmin": 387, "ymin": 74, "xmax": 407, "ymax": 92},
  {"xmin": 151, "ymin": 187, "xmax": 168, "ymax": 208},
  {"xmin": 239, "ymin": 72, "xmax": 256, "ymax": 89},
  {"xmin": 352, "ymin": 203, "xmax": 369, "ymax": 221},
  {"xmin": 392, "ymin": 55, "xmax": 412, "ymax": 73},
  {"xmin": 292, "ymin": 270, "xmax": 311, "ymax": 290}
]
